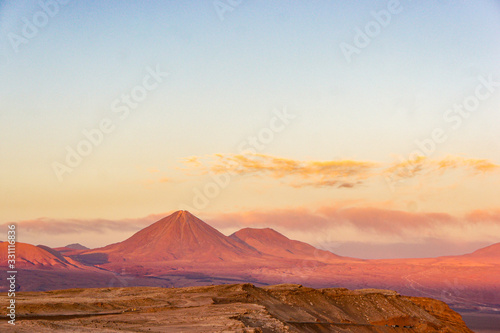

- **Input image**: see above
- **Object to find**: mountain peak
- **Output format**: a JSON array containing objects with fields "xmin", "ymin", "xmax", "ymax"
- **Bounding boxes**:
[
  {"xmin": 0, "ymin": 242, "xmax": 74, "ymax": 269},
  {"xmin": 231, "ymin": 227, "xmax": 340, "ymax": 261},
  {"xmin": 149, "ymin": 210, "xmax": 212, "ymax": 232},
  {"xmin": 65, "ymin": 243, "xmax": 89, "ymax": 250},
  {"xmin": 88, "ymin": 211, "xmax": 261, "ymax": 262},
  {"xmin": 162, "ymin": 210, "xmax": 198, "ymax": 224},
  {"xmin": 236, "ymin": 227, "xmax": 281, "ymax": 237}
]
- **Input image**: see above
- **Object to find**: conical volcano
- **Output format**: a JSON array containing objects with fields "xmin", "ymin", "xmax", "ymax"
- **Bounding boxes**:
[{"xmin": 88, "ymin": 211, "xmax": 261, "ymax": 262}]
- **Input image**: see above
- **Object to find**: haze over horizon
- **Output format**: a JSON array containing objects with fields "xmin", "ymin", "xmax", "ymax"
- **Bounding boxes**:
[{"xmin": 1, "ymin": 1, "xmax": 500, "ymax": 259}]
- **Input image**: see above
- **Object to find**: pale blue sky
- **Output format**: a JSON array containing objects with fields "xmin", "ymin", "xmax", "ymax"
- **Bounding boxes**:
[{"xmin": 1, "ymin": 0, "xmax": 500, "ymax": 222}]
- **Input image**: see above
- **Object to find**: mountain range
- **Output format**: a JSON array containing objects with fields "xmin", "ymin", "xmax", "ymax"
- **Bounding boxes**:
[{"xmin": 1, "ymin": 210, "xmax": 499, "ymax": 316}]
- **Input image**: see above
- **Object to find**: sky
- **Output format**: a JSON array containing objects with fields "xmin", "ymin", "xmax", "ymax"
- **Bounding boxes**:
[{"xmin": 1, "ymin": 0, "xmax": 500, "ymax": 258}]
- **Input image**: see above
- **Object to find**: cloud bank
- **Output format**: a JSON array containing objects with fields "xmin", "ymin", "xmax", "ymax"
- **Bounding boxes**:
[
  {"xmin": 0, "ymin": 213, "xmax": 168, "ymax": 235},
  {"xmin": 182, "ymin": 153, "xmax": 499, "ymax": 188},
  {"xmin": 204, "ymin": 206, "xmax": 500, "ymax": 248},
  {"xmin": 2, "ymin": 207, "xmax": 499, "ymax": 258}
]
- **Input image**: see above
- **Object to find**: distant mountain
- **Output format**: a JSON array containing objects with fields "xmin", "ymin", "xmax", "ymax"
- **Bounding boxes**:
[
  {"xmin": 230, "ymin": 227, "xmax": 341, "ymax": 261},
  {"xmin": 460, "ymin": 242, "xmax": 500, "ymax": 261},
  {"xmin": 65, "ymin": 243, "xmax": 89, "ymax": 250},
  {"xmin": 0, "ymin": 242, "xmax": 77, "ymax": 269},
  {"xmin": 2, "ymin": 210, "xmax": 498, "ymax": 316},
  {"xmin": 53, "ymin": 243, "xmax": 89, "ymax": 256},
  {"xmin": 84, "ymin": 210, "xmax": 262, "ymax": 262}
]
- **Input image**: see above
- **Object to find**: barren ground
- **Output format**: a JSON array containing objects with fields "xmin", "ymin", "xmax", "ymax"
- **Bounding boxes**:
[{"xmin": 0, "ymin": 283, "xmax": 473, "ymax": 332}]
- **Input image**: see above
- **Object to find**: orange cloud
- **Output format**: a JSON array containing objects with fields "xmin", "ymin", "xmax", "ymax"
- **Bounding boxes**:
[
  {"xmin": 384, "ymin": 155, "xmax": 427, "ymax": 179},
  {"xmin": 0, "ymin": 213, "xmax": 170, "ymax": 235},
  {"xmin": 436, "ymin": 156, "xmax": 499, "ymax": 173},
  {"xmin": 466, "ymin": 209, "xmax": 500, "ymax": 224},
  {"xmin": 183, "ymin": 153, "xmax": 499, "ymax": 189},
  {"xmin": 385, "ymin": 155, "xmax": 499, "ymax": 181},
  {"xmin": 183, "ymin": 153, "xmax": 377, "ymax": 188},
  {"xmin": 182, "ymin": 156, "xmax": 203, "ymax": 169}
]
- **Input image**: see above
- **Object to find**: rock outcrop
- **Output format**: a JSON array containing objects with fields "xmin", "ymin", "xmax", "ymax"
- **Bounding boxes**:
[{"xmin": 0, "ymin": 283, "xmax": 473, "ymax": 332}]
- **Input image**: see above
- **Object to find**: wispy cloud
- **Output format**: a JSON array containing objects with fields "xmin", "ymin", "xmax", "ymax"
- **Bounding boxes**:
[
  {"xmin": 317, "ymin": 206, "xmax": 455, "ymax": 235},
  {"xmin": 0, "ymin": 213, "xmax": 170, "ymax": 235},
  {"xmin": 182, "ymin": 156, "xmax": 203, "ymax": 168},
  {"xmin": 182, "ymin": 153, "xmax": 499, "ymax": 189},
  {"xmin": 205, "ymin": 206, "xmax": 500, "ymax": 246},
  {"xmin": 206, "ymin": 208, "xmax": 330, "ymax": 231},
  {"xmin": 206, "ymin": 206, "xmax": 457, "ymax": 235},
  {"xmin": 2, "ymin": 207, "xmax": 499, "ymax": 256},
  {"xmin": 437, "ymin": 156, "xmax": 499, "ymax": 173},
  {"xmin": 183, "ymin": 153, "xmax": 377, "ymax": 188},
  {"xmin": 466, "ymin": 209, "xmax": 500, "ymax": 224},
  {"xmin": 6, "ymin": 206, "xmax": 459, "ymax": 239},
  {"xmin": 385, "ymin": 155, "xmax": 500, "ymax": 181}
]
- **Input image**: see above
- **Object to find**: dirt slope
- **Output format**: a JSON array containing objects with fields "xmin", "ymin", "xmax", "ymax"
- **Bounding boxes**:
[{"xmin": 0, "ymin": 284, "xmax": 473, "ymax": 332}]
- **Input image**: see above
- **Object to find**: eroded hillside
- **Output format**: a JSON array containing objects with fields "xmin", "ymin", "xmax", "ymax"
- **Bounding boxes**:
[{"xmin": 0, "ymin": 283, "xmax": 473, "ymax": 332}]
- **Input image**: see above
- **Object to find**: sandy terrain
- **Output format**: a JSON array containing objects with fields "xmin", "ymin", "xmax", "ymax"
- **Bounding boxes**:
[{"xmin": 0, "ymin": 283, "xmax": 473, "ymax": 332}]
